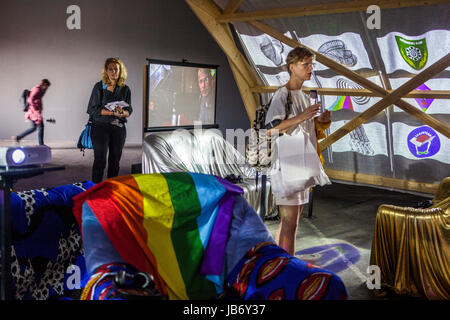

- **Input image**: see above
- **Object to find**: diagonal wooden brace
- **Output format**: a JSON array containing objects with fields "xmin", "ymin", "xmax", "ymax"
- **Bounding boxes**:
[
  {"xmin": 247, "ymin": 20, "xmax": 450, "ymax": 142},
  {"xmin": 186, "ymin": 0, "xmax": 261, "ymax": 122},
  {"xmin": 319, "ymin": 53, "xmax": 450, "ymax": 150},
  {"xmin": 217, "ymin": 0, "xmax": 450, "ymax": 23}
]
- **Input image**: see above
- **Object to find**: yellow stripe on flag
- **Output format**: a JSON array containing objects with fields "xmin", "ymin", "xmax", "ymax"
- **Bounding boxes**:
[{"xmin": 133, "ymin": 174, "xmax": 188, "ymax": 300}]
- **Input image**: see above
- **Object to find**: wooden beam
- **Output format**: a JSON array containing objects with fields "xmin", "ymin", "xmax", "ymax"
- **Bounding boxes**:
[
  {"xmin": 394, "ymin": 99, "xmax": 450, "ymax": 135},
  {"xmin": 397, "ymin": 90, "xmax": 450, "ymax": 99},
  {"xmin": 186, "ymin": 0, "xmax": 256, "ymax": 87},
  {"xmin": 377, "ymin": 71, "xmax": 395, "ymax": 172},
  {"xmin": 227, "ymin": 56, "xmax": 258, "ymax": 121},
  {"xmin": 247, "ymin": 20, "xmax": 450, "ymax": 139},
  {"xmin": 250, "ymin": 86, "xmax": 450, "ymax": 99},
  {"xmin": 217, "ymin": 0, "xmax": 450, "ymax": 22},
  {"xmin": 247, "ymin": 20, "xmax": 389, "ymax": 96},
  {"xmin": 395, "ymin": 98, "xmax": 449, "ymax": 136},
  {"xmin": 186, "ymin": 0, "xmax": 260, "ymax": 122},
  {"xmin": 223, "ymin": 0, "xmax": 245, "ymax": 14},
  {"xmin": 319, "ymin": 53, "xmax": 450, "ymax": 150},
  {"xmin": 325, "ymin": 169, "xmax": 439, "ymax": 195}
]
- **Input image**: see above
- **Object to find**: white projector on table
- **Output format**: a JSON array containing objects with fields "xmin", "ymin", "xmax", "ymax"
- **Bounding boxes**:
[{"xmin": 0, "ymin": 145, "xmax": 52, "ymax": 167}]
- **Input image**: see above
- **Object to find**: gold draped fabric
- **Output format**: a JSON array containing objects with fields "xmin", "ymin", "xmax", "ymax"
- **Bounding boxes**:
[
  {"xmin": 432, "ymin": 177, "xmax": 450, "ymax": 205},
  {"xmin": 370, "ymin": 178, "xmax": 450, "ymax": 299}
]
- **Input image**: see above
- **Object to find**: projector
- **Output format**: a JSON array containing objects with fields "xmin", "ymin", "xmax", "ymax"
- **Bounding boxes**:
[{"xmin": 0, "ymin": 145, "xmax": 52, "ymax": 167}]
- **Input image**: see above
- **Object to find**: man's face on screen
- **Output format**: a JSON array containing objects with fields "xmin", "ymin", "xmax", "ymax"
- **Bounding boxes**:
[{"xmin": 198, "ymin": 70, "xmax": 211, "ymax": 98}]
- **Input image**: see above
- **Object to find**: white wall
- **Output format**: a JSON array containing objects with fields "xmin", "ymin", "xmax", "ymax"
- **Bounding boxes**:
[{"xmin": 0, "ymin": 0, "xmax": 249, "ymax": 145}]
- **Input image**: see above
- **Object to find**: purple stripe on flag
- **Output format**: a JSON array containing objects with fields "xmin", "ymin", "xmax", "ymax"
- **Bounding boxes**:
[
  {"xmin": 200, "ymin": 190, "xmax": 238, "ymax": 276},
  {"xmin": 213, "ymin": 175, "xmax": 244, "ymax": 194}
]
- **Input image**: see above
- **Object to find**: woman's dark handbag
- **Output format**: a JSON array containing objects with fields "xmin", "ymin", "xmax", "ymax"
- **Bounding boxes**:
[{"xmin": 77, "ymin": 121, "xmax": 93, "ymax": 156}]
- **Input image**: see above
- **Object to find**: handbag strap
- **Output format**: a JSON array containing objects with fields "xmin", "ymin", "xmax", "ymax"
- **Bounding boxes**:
[
  {"xmin": 284, "ymin": 90, "xmax": 292, "ymax": 120},
  {"xmin": 266, "ymin": 87, "xmax": 293, "ymax": 120},
  {"xmin": 88, "ymin": 82, "xmax": 105, "ymax": 123}
]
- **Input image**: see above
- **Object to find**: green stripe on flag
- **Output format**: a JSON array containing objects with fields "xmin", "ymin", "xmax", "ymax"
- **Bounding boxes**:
[{"xmin": 163, "ymin": 172, "xmax": 216, "ymax": 299}]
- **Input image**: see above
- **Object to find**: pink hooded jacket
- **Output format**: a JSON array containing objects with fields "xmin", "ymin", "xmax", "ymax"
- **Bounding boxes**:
[{"xmin": 24, "ymin": 84, "xmax": 45, "ymax": 125}]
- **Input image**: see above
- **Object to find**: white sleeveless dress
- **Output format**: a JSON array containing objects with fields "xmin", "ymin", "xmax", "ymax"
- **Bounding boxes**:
[{"xmin": 265, "ymin": 87, "xmax": 330, "ymax": 205}]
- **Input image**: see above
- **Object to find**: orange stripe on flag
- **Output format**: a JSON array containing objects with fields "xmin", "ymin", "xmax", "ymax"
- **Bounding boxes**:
[{"xmin": 99, "ymin": 175, "xmax": 168, "ymax": 296}]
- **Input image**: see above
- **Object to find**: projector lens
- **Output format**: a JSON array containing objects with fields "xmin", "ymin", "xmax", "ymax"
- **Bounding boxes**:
[{"xmin": 12, "ymin": 149, "xmax": 26, "ymax": 164}]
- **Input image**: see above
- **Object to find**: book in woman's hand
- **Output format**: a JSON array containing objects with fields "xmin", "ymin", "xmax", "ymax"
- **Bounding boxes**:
[{"xmin": 104, "ymin": 101, "xmax": 129, "ymax": 111}]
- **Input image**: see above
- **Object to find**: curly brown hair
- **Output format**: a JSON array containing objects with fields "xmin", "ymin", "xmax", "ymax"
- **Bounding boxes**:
[
  {"xmin": 285, "ymin": 47, "xmax": 315, "ymax": 75},
  {"xmin": 101, "ymin": 57, "xmax": 127, "ymax": 87}
]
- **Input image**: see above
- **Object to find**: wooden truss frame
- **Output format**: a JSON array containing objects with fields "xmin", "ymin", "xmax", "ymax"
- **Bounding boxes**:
[{"xmin": 185, "ymin": 0, "xmax": 450, "ymax": 194}]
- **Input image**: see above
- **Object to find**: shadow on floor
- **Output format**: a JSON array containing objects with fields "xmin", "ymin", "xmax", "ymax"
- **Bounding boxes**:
[{"xmin": 264, "ymin": 182, "xmax": 431, "ymax": 300}]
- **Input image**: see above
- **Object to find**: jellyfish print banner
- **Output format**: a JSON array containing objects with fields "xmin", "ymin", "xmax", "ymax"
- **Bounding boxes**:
[
  {"xmin": 263, "ymin": 71, "xmax": 291, "ymax": 87},
  {"xmin": 328, "ymin": 121, "xmax": 388, "ymax": 157},
  {"xmin": 236, "ymin": 32, "xmax": 374, "ymax": 86},
  {"xmin": 237, "ymin": 32, "xmax": 294, "ymax": 68},
  {"xmin": 298, "ymin": 33, "xmax": 373, "ymax": 71}
]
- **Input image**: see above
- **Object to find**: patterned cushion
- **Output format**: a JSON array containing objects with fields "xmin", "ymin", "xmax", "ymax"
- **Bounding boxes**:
[{"xmin": 8, "ymin": 181, "xmax": 95, "ymax": 300}]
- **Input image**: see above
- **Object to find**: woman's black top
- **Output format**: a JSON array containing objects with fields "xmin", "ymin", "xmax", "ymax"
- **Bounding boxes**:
[{"xmin": 86, "ymin": 81, "xmax": 133, "ymax": 124}]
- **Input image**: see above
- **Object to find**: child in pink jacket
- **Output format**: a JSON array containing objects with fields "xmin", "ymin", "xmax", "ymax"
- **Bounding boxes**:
[{"xmin": 14, "ymin": 79, "xmax": 50, "ymax": 145}]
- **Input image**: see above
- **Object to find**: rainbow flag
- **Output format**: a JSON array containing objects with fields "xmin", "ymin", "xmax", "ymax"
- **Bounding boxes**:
[
  {"xmin": 73, "ymin": 172, "xmax": 244, "ymax": 300},
  {"xmin": 328, "ymin": 96, "xmax": 354, "ymax": 111}
]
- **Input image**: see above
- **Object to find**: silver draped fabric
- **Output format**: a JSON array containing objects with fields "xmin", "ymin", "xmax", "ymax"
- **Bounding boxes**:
[{"xmin": 142, "ymin": 129, "xmax": 275, "ymax": 217}]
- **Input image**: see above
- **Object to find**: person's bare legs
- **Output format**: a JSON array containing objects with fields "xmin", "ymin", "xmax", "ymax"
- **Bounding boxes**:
[{"xmin": 276, "ymin": 204, "xmax": 304, "ymax": 255}]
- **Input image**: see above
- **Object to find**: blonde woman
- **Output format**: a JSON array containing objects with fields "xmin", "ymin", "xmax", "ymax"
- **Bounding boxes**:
[
  {"xmin": 86, "ymin": 57, "xmax": 133, "ymax": 183},
  {"xmin": 265, "ymin": 47, "xmax": 331, "ymax": 255}
]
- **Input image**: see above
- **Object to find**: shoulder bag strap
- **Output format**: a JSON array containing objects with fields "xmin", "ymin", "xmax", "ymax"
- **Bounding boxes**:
[
  {"xmin": 284, "ymin": 89, "xmax": 292, "ymax": 120},
  {"xmin": 89, "ymin": 82, "xmax": 105, "ymax": 124}
]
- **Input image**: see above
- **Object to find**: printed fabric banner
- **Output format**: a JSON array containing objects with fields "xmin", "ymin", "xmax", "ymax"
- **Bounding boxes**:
[
  {"xmin": 389, "ymin": 78, "xmax": 450, "ymax": 114},
  {"xmin": 328, "ymin": 121, "xmax": 388, "ymax": 157},
  {"xmin": 392, "ymin": 123, "xmax": 450, "ymax": 163},
  {"xmin": 238, "ymin": 32, "xmax": 294, "ymax": 68},
  {"xmin": 377, "ymin": 30, "xmax": 450, "ymax": 74},
  {"xmin": 231, "ymin": 14, "xmax": 449, "ymax": 187},
  {"xmin": 307, "ymin": 75, "xmax": 383, "ymax": 113},
  {"xmin": 299, "ymin": 32, "xmax": 373, "ymax": 71}
]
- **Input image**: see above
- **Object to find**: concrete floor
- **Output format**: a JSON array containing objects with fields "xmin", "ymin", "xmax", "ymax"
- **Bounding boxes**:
[
  {"xmin": 2, "ymin": 140, "xmax": 432, "ymax": 300},
  {"xmin": 5, "ymin": 143, "xmax": 142, "ymax": 192},
  {"xmin": 265, "ymin": 183, "xmax": 431, "ymax": 300}
]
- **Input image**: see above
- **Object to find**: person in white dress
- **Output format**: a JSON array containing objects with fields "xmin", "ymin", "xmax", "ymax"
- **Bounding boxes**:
[{"xmin": 265, "ymin": 47, "xmax": 332, "ymax": 255}]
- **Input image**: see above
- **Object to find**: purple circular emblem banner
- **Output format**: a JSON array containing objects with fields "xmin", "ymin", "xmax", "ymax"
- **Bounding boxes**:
[{"xmin": 407, "ymin": 126, "xmax": 441, "ymax": 159}]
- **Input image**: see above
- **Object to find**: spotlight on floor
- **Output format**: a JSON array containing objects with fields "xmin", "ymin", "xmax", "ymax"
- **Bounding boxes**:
[{"xmin": 0, "ymin": 145, "xmax": 52, "ymax": 167}]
